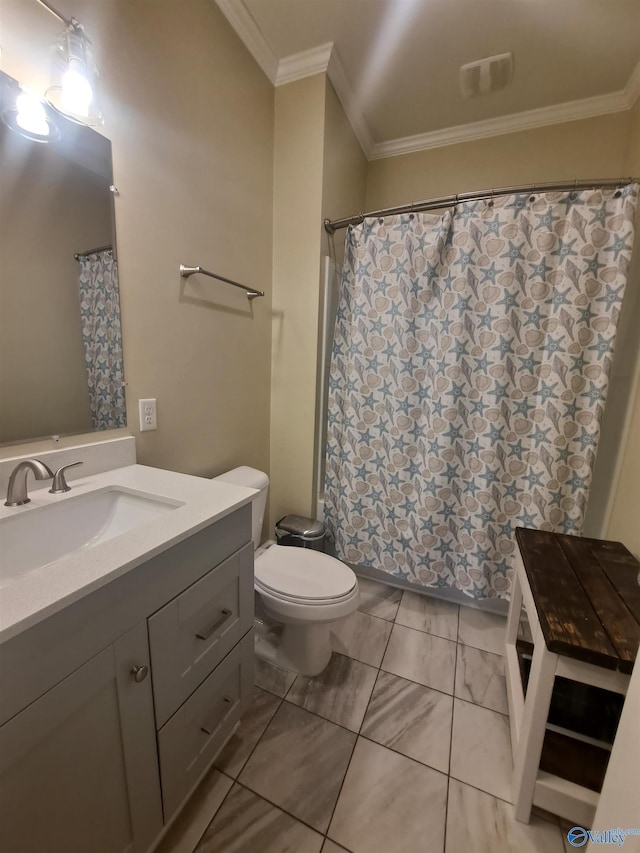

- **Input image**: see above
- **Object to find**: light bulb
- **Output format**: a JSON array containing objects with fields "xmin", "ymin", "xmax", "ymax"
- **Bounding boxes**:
[
  {"xmin": 61, "ymin": 58, "xmax": 93, "ymax": 116},
  {"xmin": 15, "ymin": 91, "xmax": 49, "ymax": 137}
]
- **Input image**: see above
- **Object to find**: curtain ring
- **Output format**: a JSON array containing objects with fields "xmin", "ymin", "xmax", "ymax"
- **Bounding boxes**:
[{"xmin": 487, "ymin": 188, "xmax": 494, "ymax": 208}]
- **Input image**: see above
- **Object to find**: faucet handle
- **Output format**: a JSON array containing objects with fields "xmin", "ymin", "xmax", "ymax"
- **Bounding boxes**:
[{"xmin": 49, "ymin": 461, "xmax": 83, "ymax": 495}]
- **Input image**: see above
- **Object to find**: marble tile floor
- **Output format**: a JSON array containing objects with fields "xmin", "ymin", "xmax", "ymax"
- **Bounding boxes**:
[{"xmin": 157, "ymin": 582, "xmax": 568, "ymax": 853}]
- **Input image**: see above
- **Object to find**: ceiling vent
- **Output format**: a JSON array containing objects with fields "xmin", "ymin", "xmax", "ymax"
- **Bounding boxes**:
[{"xmin": 459, "ymin": 52, "xmax": 513, "ymax": 98}]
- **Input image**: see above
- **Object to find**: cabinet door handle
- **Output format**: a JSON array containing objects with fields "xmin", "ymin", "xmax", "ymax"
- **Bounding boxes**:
[
  {"xmin": 196, "ymin": 608, "xmax": 232, "ymax": 641},
  {"xmin": 130, "ymin": 664, "xmax": 149, "ymax": 683},
  {"xmin": 200, "ymin": 696, "xmax": 232, "ymax": 735}
]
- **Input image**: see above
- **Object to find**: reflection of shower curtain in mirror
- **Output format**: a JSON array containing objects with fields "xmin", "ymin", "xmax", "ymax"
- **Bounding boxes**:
[
  {"xmin": 78, "ymin": 249, "xmax": 126, "ymax": 430},
  {"xmin": 324, "ymin": 185, "xmax": 638, "ymax": 601}
]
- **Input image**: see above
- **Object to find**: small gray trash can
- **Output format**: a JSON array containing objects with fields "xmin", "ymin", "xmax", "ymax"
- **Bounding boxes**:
[{"xmin": 275, "ymin": 514, "xmax": 326, "ymax": 551}]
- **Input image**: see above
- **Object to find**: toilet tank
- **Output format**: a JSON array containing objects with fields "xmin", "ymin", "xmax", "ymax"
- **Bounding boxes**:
[{"xmin": 212, "ymin": 466, "xmax": 269, "ymax": 550}]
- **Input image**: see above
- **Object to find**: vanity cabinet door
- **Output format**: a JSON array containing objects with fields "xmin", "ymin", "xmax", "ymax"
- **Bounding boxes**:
[{"xmin": 0, "ymin": 621, "xmax": 162, "ymax": 853}]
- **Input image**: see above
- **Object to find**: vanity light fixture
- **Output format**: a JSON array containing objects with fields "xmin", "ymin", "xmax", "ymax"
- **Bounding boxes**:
[
  {"xmin": 0, "ymin": 71, "xmax": 60, "ymax": 142},
  {"xmin": 37, "ymin": 0, "xmax": 104, "ymax": 126}
]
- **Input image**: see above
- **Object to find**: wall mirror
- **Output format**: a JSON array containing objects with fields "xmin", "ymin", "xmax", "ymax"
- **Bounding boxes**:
[{"xmin": 0, "ymin": 69, "xmax": 126, "ymax": 445}]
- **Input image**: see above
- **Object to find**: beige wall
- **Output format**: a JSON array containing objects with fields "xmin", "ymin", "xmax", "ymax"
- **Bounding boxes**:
[
  {"xmin": 269, "ymin": 76, "xmax": 367, "ymax": 528},
  {"xmin": 366, "ymin": 112, "xmax": 631, "ymax": 208},
  {"xmin": 321, "ymin": 81, "xmax": 369, "ymax": 275},
  {"xmin": 1, "ymin": 1, "xmax": 274, "ymax": 479},
  {"xmin": 0, "ymin": 130, "xmax": 110, "ymax": 442},
  {"xmin": 269, "ymin": 75, "xmax": 326, "ymax": 527},
  {"xmin": 606, "ymin": 97, "xmax": 640, "ymax": 556},
  {"xmin": 269, "ymin": 75, "xmax": 367, "ymax": 528}
]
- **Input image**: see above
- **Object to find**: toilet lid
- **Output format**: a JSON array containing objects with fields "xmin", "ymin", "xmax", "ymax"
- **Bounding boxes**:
[{"xmin": 255, "ymin": 546, "xmax": 356, "ymax": 601}]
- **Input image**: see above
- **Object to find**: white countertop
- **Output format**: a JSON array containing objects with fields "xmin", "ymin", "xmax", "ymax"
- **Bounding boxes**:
[{"xmin": 0, "ymin": 464, "xmax": 255, "ymax": 643}]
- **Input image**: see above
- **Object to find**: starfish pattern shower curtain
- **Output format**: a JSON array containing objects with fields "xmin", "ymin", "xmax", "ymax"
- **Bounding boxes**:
[
  {"xmin": 78, "ymin": 248, "xmax": 126, "ymax": 430},
  {"xmin": 324, "ymin": 185, "xmax": 638, "ymax": 600}
]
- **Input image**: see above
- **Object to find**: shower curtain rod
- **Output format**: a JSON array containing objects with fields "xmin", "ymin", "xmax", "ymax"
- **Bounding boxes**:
[
  {"xmin": 74, "ymin": 244, "xmax": 112, "ymax": 260},
  {"xmin": 323, "ymin": 177, "xmax": 638, "ymax": 234}
]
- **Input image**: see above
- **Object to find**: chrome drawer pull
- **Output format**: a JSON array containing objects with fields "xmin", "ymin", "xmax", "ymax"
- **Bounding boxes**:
[
  {"xmin": 196, "ymin": 608, "xmax": 232, "ymax": 641},
  {"xmin": 200, "ymin": 696, "xmax": 232, "ymax": 735}
]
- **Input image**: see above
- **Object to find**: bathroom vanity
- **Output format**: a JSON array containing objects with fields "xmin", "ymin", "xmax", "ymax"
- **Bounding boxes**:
[{"xmin": 0, "ymin": 463, "xmax": 256, "ymax": 853}]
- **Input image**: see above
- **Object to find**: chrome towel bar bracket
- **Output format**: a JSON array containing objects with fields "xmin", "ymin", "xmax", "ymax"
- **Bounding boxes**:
[{"xmin": 179, "ymin": 264, "xmax": 264, "ymax": 301}]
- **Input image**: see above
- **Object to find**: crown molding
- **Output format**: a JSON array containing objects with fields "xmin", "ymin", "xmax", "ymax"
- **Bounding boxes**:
[
  {"xmin": 215, "ymin": 1, "xmax": 372, "ymax": 155},
  {"xmin": 215, "ymin": 0, "xmax": 278, "ymax": 83},
  {"xmin": 276, "ymin": 42, "xmax": 333, "ymax": 86},
  {"xmin": 370, "ymin": 88, "xmax": 632, "ymax": 160},
  {"xmin": 625, "ymin": 59, "xmax": 640, "ymax": 107},
  {"xmin": 327, "ymin": 49, "xmax": 374, "ymax": 158},
  {"xmin": 215, "ymin": 1, "xmax": 640, "ymax": 162}
]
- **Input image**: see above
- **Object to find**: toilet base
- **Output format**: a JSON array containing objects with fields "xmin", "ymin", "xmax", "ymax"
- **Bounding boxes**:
[{"xmin": 254, "ymin": 620, "xmax": 333, "ymax": 676}]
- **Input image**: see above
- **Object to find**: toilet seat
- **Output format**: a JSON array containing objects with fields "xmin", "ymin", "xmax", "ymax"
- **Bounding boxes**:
[
  {"xmin": 255, "ymin": 578, "xmax": 357, "ymax": 606},
  {"xmin": 255, "ymin": 545, "xmax": 356, "ymax": 603}
]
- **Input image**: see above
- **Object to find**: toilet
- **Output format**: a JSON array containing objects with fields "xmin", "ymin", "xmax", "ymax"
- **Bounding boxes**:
[{"xmin": 213, "ymin": 467, "xmax": 359, "ymax": 676}]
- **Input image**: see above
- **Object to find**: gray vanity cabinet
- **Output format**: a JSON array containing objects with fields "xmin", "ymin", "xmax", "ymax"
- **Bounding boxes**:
[
  {"xmin": 0, "ymin": 503, "xmax": 254, "ymax": 853},
  {"xmin": 0, "ymin": 620, "xmax": 163, "ymax": 853}
]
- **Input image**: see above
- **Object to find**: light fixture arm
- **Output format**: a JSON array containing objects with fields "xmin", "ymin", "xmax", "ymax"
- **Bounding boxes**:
[{"xmin": 36, "ymin": 0, "xmax": 82, "ymax": 33}]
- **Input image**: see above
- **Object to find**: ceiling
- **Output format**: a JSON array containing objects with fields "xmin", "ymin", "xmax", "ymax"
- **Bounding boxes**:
[{"xmin": 217, "ymin": 0, "xmax": 640, "ymax": 158}]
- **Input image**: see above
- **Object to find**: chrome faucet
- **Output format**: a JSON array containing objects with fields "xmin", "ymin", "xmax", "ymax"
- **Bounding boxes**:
[{"xmin": 4, "ymin": 459, "xmax": 54, "ymax": 506}]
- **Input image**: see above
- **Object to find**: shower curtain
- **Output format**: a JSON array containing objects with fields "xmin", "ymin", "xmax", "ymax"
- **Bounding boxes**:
[
  {"xmin": 77, "ymin": 248, "xmax": 126, "ymax": 430},
  {"xmin": 324, "ymin": 185, "xmax": 638, "ymax": 600}
]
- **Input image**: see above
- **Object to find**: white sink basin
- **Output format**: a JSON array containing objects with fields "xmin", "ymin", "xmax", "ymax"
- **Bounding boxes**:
[{"xmin": 0, "ymin": 487, "xmax": 184, "ymax": 586}]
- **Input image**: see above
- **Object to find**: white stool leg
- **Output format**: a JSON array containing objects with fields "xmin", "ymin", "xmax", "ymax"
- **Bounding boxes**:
[
  {"xmin": 512, "ymin": 641, "xmax": 557, "ymax": 823},
  {"xmin": 506, "ymin": 572, "xmax": 523, "ymax": 651}
]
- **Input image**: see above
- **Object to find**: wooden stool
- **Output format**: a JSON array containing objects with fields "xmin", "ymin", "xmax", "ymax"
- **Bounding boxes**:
[{"xmin": 505, "ymin": 528, "xmax": 640, "ymax": 825}]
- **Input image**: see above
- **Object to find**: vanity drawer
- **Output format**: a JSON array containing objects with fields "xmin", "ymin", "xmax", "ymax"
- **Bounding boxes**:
[
  {"xmin": 148, "ymin": 542, "xmax": 254, "ymax": 728},
  {"xmin": 157, "ymin": 629, "xmax": 254, "ymax": 822}
]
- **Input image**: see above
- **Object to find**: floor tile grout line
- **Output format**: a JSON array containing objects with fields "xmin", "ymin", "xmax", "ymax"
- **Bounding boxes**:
[
  {"xmin": 320, "ymin": 606, "xmax": 399, "ymax": 848},
  {"xmin": 357, "ymin": 614, "xmax": 396, "ymax": 738},
  {"xmin": 445, "ymin": 772, "xmax": 524, "ymax": 810},
  {"xmin": 320, "ymin": 734, "xmax": 360, "ymax": 847},
  {"xmin": 233, "ymin": 777, "xmax": 332, "ymax": 840},
  {"xmin": 186, "ymin": 769, "xmax": 238, "ymax": 853},
  {"xmin": 277, "ymin": 644, "xmax": 505, "ymax": 734},
  {"xmin": 454, "ymin": 693, "xmax": 511, "ymax": 722},
  {"xmin": 443, "ymin": 631, "xmax": 460, "ymax": 853},
  {"xmin": 281, "ymin": 690, "xmax": 373, "ymax": 734},
  {"xmin": 357, "ymin": 732, "xmax": 452, "ymax": 779},
  {"xmin": 351, "ymin": 606, "xmax": 398, "ymax": 626},
  {"xmin": 226, "ymin": 692, "xmax": 285, "ymax": 784},
  {"xmin": 394, "ymin": 620, "xmax": 459, "ymax": 642},
  {"xmin": 268, "ymin": 691, "xmax": 454, "ymax": 780}
]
